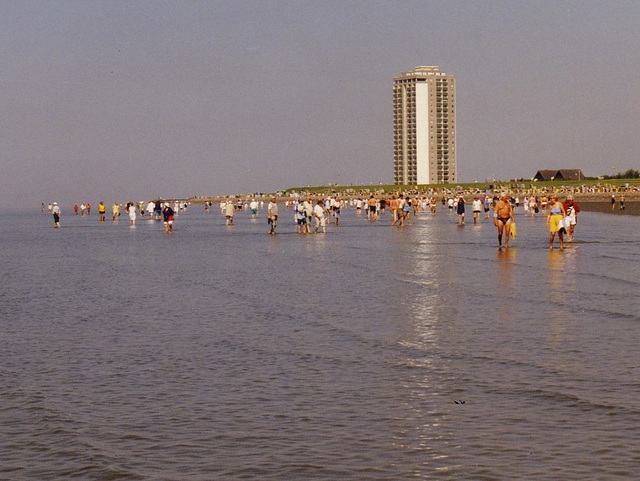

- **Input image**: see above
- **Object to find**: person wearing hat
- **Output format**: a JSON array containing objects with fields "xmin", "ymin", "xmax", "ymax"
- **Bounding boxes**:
[
  {"xmin": 225, "ymin": 197, "xmax": 235, "ymax": 226},
  {"xmin": 51, "ymin": 202, "xmax": 61, "ymax": 228},
  {"xmin": 563, "ymin": 195, "xmax": 581, "ymax": 242},
  {"xmin": 163, "ymin": 202, "xmax": 175, "ymax": 232}
]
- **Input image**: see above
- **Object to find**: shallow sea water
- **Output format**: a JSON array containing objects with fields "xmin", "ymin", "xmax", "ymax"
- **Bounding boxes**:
[{"xmin": 1, "ymin": 205, "xmax": 639, "ymax": 480}]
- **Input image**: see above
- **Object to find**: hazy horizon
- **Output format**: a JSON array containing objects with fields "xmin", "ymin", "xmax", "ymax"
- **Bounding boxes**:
[{"xmin": 2, "ymin": 1, "xmax": 639, "ymax": 208}]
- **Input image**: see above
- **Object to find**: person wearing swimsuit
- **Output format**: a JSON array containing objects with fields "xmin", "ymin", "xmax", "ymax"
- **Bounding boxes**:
[
  {"xmin": 546, "ymin": 194, "xmax": 566, "ymax": 250},
  {"xmin": 494, "ymin": 193, "xmax": 513, "ymax": 248}
]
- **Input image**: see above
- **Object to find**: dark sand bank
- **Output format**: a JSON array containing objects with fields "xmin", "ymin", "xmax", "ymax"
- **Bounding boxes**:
[{"xmin": 579, "ymin": 201, "xmax": 639, "ymax": 216}]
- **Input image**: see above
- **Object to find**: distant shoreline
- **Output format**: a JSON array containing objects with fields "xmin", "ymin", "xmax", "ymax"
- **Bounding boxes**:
[
  {"xmin": 187, "ymin": 191, "xmax": 638, "ymax": 216},
  {"xmin": 190, "ymin": 191, "xmax": 639, "ymax": 204}
]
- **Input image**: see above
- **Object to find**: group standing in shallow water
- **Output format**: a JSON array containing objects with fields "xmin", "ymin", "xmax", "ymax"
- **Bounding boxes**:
[{"xmin": 44, "ymin": 192, "xmax": 588, "ymax": 249}]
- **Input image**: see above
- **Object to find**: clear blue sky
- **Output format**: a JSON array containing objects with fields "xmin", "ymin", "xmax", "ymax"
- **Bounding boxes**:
[{"xmin": 2, "ymin": 0, "xmax": 639, "ymax": 207}]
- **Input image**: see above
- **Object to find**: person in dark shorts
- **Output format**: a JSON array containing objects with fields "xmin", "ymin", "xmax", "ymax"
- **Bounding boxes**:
[
  {"xmin": 163, "ymin": 203, "xmax": 175, "ymax": 232},
  {"xmin": 52, "ymin": 202, "xmax": 61, "ymax": 228},
  {"xmin": 268, "ymin": 197, "xmax": 279, "ymax": 235}
]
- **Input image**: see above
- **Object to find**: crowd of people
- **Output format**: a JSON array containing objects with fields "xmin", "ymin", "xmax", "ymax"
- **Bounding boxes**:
[
  {"xmin": 43, "ymin": 200, "xmax": 186, "ymax": 233},
  {"xmin": 44, "ymin": 192, "xmax": 583, "ymax": 250},
  {"xmin": 203, "ymin": 192, "xmax": 582, "ymax": 250}
]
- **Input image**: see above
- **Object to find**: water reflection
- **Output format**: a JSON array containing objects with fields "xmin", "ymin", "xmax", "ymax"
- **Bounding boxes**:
[
  {"xmin": 546, "ymin": 248, "xmax": 579, "ymax": 305},
  {"xmin": 494, "ymin": 247, "xmax": 516, "ymax": 325},
  {"xmin": 546, "ymin": 250, "xmax": 563, "ymax": 295},
  {"xmin": 405, "ymin": 224, "xmax": 444, "ymax": 350},
  {"xmin": 388, "ymin": 223, "xmax": 456, "ymax": 471},
  {"xmin": 545, "ymin": 248, "xmax": 581, "ymax": 352}
]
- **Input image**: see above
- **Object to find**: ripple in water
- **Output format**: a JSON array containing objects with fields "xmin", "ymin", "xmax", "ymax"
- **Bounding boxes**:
[{"xmin": 1, "ymin": 207, "xmax": 639, "ymax": 479}]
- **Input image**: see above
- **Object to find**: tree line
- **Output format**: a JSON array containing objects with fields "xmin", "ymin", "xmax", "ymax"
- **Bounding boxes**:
[{"xmin": 602, "ymin": 169, "xmax": 640, "ymax": 180}]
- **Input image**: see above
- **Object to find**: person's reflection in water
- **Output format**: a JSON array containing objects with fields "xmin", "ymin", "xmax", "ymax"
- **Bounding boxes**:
[{"xmin": 495, "ymin": 248, "xmax": 516, "ymax": 325}]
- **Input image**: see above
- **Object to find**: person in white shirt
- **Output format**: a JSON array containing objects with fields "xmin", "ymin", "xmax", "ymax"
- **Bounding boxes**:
[
  {"xmin": 249, "ymin": 199, "xmax": 259, "ymax": 219},
  {"xmin": 126, "ymin": 202, "xmax": 136, "ymax": 226},
  {"xmin": 313, "ymin": 200, "xmax": 326, "ymax": 234},
  {"xmin": 147, "ymin": 201, "xmax": 155, "ymax": 219},
  {"xmin": 355, "ymin": 198, "xmax": 363, "ymax": 216},
  {"xmin": 331, "ymin": 197, "xmax": 341, "ymax": 226},
  {"xmin": 51, "ymin": 202, "xmax": 61, "ymax": 228},
  {"xmin": 225, "ymin": 199, "xmax": 235, "ymax": 225},
  {"xmin": 472, "ymin": 197, "xmax": 483, "ymax": 224},
  {"xmin": 303, "ymin": 198, "xmax": 313, "ymax": 234},
  {"xmin": 267, "ymin": 197, "xmax": 279, "ymax": 235}
]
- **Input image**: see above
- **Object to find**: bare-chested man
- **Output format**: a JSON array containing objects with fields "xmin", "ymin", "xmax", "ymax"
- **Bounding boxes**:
[
  {"xmin": 494, "ymin": 193, "xmax": 514, "ymax": 248},
  {"xmin": 367, "ymin": 194, "xmax": 377, "ymax": 220}
]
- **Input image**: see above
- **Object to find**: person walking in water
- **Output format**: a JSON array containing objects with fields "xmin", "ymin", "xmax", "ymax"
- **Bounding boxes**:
[
  {"xmin": 472, "ymin": 196, "xmax": 482, "ymax": 224},
  {"xmin": 332, "ymin": 197, "xmax": 341, "ymax": 226},
  {"xmin": 313, "ymin": 200, "xmax": 326, "ymax": 234},
  {"xmin": 147, "ymin": 201, "xmax": 155, "ymax": 220},
  {"xmin": 225, "ymin": 199, "xmax": 235, "ymax": 226},
  {"xmin": 295, "ymin": 201, "xmax": 306, "ymax": 234},
  {"xmin": 250, "ymin": 199, "xmax": 259, "ymax": 219},
  {"xmin": 268, "ymin": 197, "xmax": 279, "ymax": 235},
  {"xmin": 430, "ymin": 196, "xmax": 438, "ymax": 215},
  {"xmin": 112, "ymin": 202, "xmax": 120, "ymax": 221},
  {"xmin": 51, "ymin": 202, "xmax": 61, "ymax": 228},
  {"xmin": 529, "ymin": 195, "xmax": 537, "ymax": 217},
  {"xmin": 397, "ymin": 196, "xmax": 412, "ymax": 227},
  {"xmin": 391, "ymin": 195, "xmax": 404, "ymax": 226},
  {"xmin": 456, "ymin": 196, "xmax": 465, "ymax": 225},
  {"xmin": 367, "ymin": 194, "xmax": 378, "ymax": 221},
  {"xmin": 126, "ymin": 202, "xmax": 137, "ymax": 226},
  {"xmin": 389, "ymin": 196, "xmax": 398, "ymax": 223},
  {"xmin": 546, "ymin": 194, "xmax": 566, "ymax": 250},
  {"xmin": 494, "ymin": 193, "xmax": 513, "ymax": 248},
  {"xmin": 98, "ymin": 201, "xmax": 106, "ymax": 222},
  {"xmin": 303, "ymin": 197, "xmax": 313, "ymax": 234},
  {"xmin": 163, "ymin": 203, "xmax": 175, "ymax": 232},
  {"xmin": 562, "ymin": 195, "xmax": 580, "ymax": 242}
]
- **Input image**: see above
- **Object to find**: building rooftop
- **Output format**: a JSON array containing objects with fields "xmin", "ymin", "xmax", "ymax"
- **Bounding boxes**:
[{"xmin": 394, "ymin": 66, "xmax": 452, "ymax": 80}]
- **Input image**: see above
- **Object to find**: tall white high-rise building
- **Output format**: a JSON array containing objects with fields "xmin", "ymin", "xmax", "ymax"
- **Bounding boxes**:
[{"xmin": 393, "ymin": 66, "xmax": 456, "ymax": 185}]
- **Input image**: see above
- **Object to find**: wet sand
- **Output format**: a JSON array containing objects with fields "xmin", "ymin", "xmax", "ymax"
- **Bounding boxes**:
[{"xmin": 578, "ymin": 201, "xmax": 639, "ymax": 216}]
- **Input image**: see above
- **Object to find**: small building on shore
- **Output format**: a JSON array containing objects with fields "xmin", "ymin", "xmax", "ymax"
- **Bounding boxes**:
[{"xmin": 534, "ymin": 169, "xmax": 585, "ymax": 181}]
